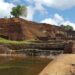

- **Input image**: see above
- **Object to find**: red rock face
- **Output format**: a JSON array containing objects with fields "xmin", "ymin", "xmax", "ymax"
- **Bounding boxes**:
[
  {"xmin": 0, "ymin": 18, "xmax": 24, "ymax": 40},
  {"xmin": 0, "ymin": 18, "xmax": 72, "ymax": 41}
]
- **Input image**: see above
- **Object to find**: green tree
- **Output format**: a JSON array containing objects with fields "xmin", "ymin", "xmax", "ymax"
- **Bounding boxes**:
[
  {"xmin": 11, "ymin": 5, "xmax": 27, "ymax": 18},
  {"xmin": 60, "ymin": 25, "xmax": 73, "ymax": 31}
]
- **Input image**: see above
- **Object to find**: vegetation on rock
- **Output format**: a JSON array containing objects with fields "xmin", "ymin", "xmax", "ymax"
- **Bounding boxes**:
[
  {"xmin": 11, "ymin": 5, "xmax": 27, "ymax": 18},
  {"xmin": 60, "ymin": 25, "xmax": 73, "ymax": 31}
]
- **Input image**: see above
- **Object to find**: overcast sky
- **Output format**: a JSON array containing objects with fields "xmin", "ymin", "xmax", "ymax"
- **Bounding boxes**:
[{"xmin": 1, "ymin": 0, "xmax": 75, "ymax": 29}]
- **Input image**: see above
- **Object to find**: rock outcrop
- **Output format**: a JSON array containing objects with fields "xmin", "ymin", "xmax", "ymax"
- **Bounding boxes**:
[{"xmin": 0, "ymin": 18, "xmax": 74, "ymax": 41}]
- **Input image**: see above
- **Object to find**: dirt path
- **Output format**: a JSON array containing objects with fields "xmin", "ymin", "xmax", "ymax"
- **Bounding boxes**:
[{"xmin": 39, "ymin": 54, "xmax": 75, "ymax": 75}]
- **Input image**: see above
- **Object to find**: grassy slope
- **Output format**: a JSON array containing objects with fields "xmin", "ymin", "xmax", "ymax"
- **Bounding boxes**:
[{"xmin": 0, "ymin": 38, "xmax": 31, "ymax": 44}]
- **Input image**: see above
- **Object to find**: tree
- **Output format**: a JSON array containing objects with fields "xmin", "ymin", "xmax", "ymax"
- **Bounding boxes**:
[
  {"xmin": 11, "ymin": 5, "xmax": 27, "ymax": 18},
  {"xmin": 60, "ymin": 25, "xmax": 73, "ymax": 31}
]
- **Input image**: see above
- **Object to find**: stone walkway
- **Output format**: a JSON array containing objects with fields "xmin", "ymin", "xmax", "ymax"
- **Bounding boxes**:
[{"xmin": 39, "ymin": 54, "xmax": 75, "ymax": 75}]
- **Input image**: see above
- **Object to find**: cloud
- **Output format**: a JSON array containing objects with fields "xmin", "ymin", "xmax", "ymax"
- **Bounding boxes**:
[
  {"xmin": 25, "ymin": 0, "xmax": 75, "ymax": 20},
  {"xmin": 52, "ymin": 14, "xmax": 64, "ymax": 25},
  {"xmin": 26, "ymin": 6, "xmax": 35, "ymax": 21},
  {"xmin": 0, "ymin": 0, "xmax": 34, "ymax": 21},
  {"xmin": 0, "ymin": 0, "xmax": 15, "ymax": 18},
  {"xmin": 21, "ymin": 6, "xmax": 35, "ymax": 21},
  {"xmin": 41, "ymin": 18, "xmax": 57, "ymax": 25},
  {"xmin": 2, "ymin": 0, "xmax": 75, "ymax": 24},
  {"xmin": 7, "ymin": 0, "xmax": 75, "ymax": 21},
  {"xmin": 27, "ymin": 0, "xmax": 46, "ymax": 14},
  {"xmin": 27, "ymin": 0, "xmax": 75, "ymax": 10},
  {"xmin": 4, "ymin": 0, "xmax": 75, "ymax": 21},
  {"xmin": 42, "ymin": 0, "xmax": 75, "ymax": 9},
  {"xmin": 41, "ymin": 13, "xmax": 64, "ymax": 25},
  {"xmin": 41, "ymin": 13, "xmax": 75, "ymax": 30}
]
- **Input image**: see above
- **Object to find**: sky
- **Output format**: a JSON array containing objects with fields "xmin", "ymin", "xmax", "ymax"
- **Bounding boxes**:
[{"xmin": 1, "ymin": 0, "xmax": 75, "ymax": 29}]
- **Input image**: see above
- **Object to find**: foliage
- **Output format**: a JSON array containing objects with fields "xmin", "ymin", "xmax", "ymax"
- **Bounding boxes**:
[
  {"xmin": 60, "ymin": 25, "xmax": 73, "ymax": 31},
  {"xmin": 11, "ymin": 5, "xmax": 27, "ymax": 18}
]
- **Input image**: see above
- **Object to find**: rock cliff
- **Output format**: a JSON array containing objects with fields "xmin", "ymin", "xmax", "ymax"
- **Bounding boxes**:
[{"xmin": 0, "ymin": 18, "xmax": 74, "ymax": 41}]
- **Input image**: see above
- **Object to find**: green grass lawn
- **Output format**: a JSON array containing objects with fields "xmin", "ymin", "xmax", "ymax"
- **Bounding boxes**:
[{"xmin": 0, "ymin": 57, "xmax": 51, "ymax": 75}]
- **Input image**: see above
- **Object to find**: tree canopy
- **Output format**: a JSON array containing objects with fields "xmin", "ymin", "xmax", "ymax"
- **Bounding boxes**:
[
  {"xmin": 11, "ymin": 5, "xmax": 27, "ymax": 18},
  {"xmin": 60, "ymin": 25, "xmax": 73, "ymax": 31}
]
